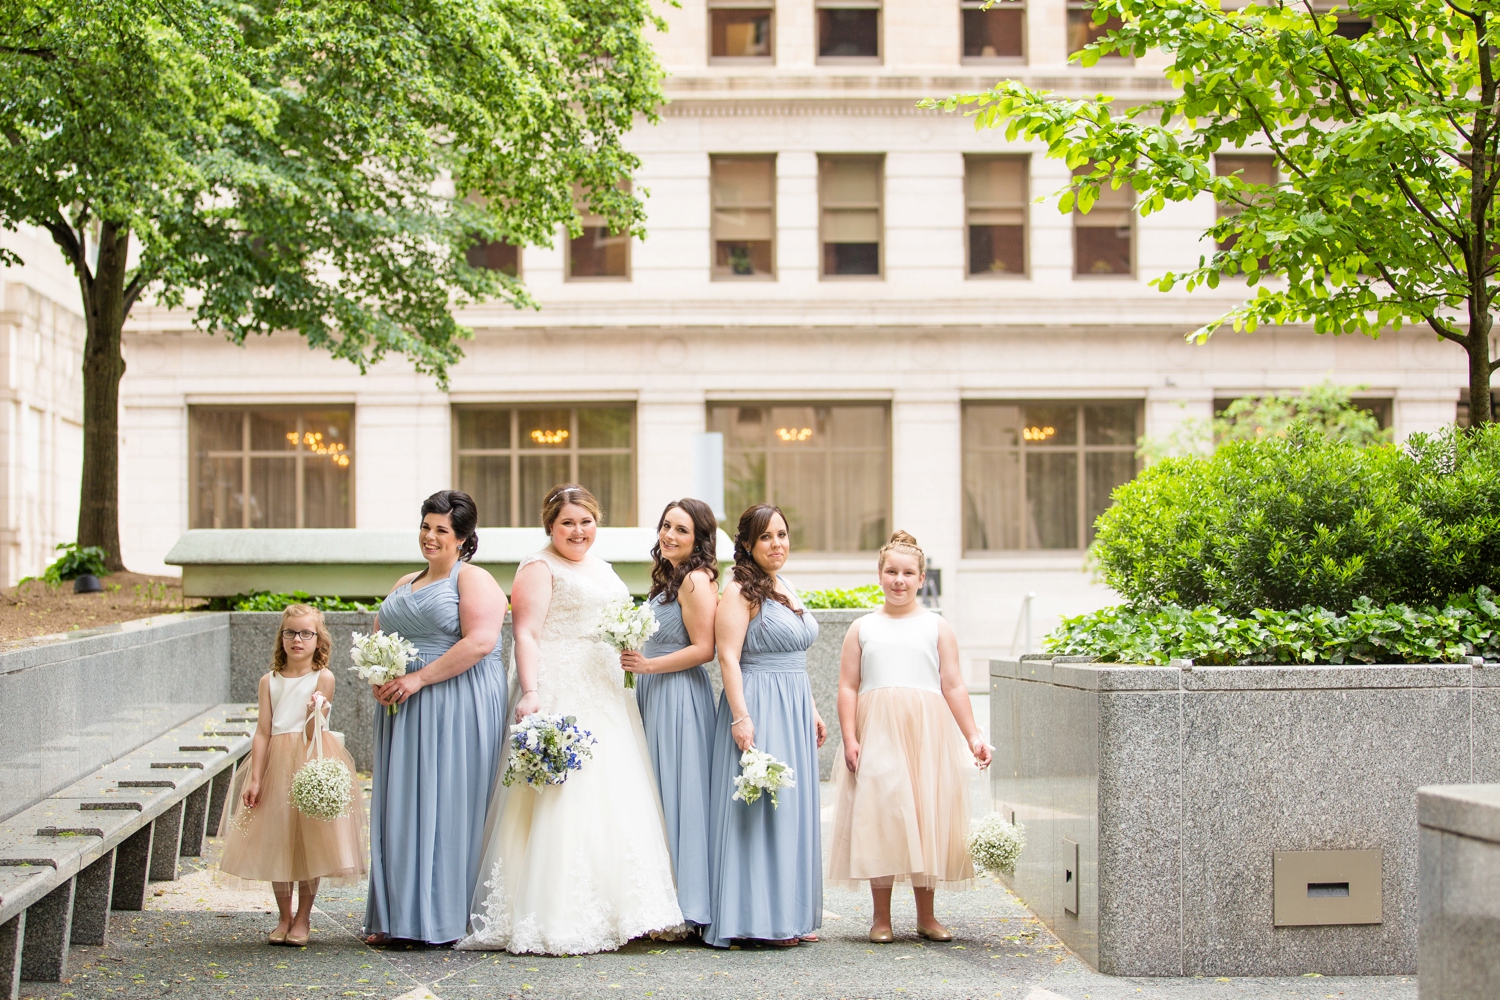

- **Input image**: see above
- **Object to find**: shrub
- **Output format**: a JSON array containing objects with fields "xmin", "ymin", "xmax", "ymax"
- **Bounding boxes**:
[
  {"xmin": 1093, "ymin": 423, "xmax": 1500, "ymax": 613},
  {"xmin": 798, "ymin": 585, "xmax": 883, "ymax": 609},
  {"xmin": 232, "ymin": 591, "xmax": 374, "ymax": 612},
  {"xmin": 42, "ymin": 542, "xmax": 109, "ymax": 584},
  {"xmin": 1045, "ymin": 588, "xmax": 1500, "ymax": 666}
]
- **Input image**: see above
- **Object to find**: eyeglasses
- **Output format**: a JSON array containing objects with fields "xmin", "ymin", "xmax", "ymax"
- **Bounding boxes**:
[{"xmin": 281, "ymin": 630, "xmax": 318, "ymax": 641}]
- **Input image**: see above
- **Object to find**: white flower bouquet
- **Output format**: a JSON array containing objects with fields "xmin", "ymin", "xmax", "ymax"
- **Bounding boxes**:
[
  {"xmin": 967, "ymin": 813, "xmax": 1026, "ymax": 877},
  {"xmin": 350, "ymin": 630, "xmax": 419, "ymax": 715},
  {"xmin": 502, "ymin": 714, "xmax": 597, "ymax": 790},
  {"xmin": 731, "ymin": 747, "xmax": 796, "ymax": 808},
  {"xmin": 595, "ymin": 599, "xmax": 659, "ymax": 689},
  {"xmin": 290, "ymin": 695, "xmax": 352, "ymax": 821}
]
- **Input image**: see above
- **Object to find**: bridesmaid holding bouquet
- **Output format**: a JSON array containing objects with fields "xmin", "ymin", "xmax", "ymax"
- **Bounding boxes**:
[{"xmin": 621, "ymin": 498, "xmax": 721, "ymax": 930}]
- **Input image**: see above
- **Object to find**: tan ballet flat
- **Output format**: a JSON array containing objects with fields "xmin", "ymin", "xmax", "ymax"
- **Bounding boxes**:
[
  {"xmin": 285, "ymin": 929, "xmax": 310, "ymax": 947},
  {"xmin": 869, "ymin": 927, "xmax": 894, "ymax": 944},
  {"xmin": 916, "ymin": 924, "xmax": 953, "ymax": 942},
  {"xmin": 268, "ymin": 928, "xmax": 288, "ymax": 946}
]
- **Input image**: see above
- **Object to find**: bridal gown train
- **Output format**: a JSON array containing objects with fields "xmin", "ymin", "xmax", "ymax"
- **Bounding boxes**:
[{"xmin": 456, "ymin": 548, "xmax": 684, "ymax": 955}]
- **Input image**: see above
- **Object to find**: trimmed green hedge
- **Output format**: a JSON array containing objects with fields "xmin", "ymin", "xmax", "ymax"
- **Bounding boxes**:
[
  {"xmin": 799, "ymin": 585, "xmax": 883, "ymax": 609},
  {"xmin": 1093, "ymin": 423, "xmax": 1500, "ymax": 614},
  {"xmin": 1045, "ymin": 588, "xmax": 1500, "ymax": 666},
  {"xmin": 231, "ymin": 591, "xmax": 375, "ymax": 612}
]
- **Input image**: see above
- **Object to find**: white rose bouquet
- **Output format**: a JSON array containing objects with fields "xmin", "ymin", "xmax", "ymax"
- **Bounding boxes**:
[
  {"xmin": 595, "ymin": 599, "xmax": 659, "ymax": 689},
  {"xmin": 502, "ymin": 714, "xmax": 597, "ymax": 790},
  {"xmin": 350, "ymin": 630, "xmax": 420, "ymax": 715},
  {"xmin": 731, "ymin": 747, "xmax": 796, "ymax": 808},
  {"xmin": 967, "ymin": 813, "xmax": 1026, "ymax": 877}
]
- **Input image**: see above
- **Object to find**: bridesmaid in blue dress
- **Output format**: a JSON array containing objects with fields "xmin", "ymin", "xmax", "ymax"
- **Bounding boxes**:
[
  {"xmin": 705, "ymin": 503, "xmax": 827, "ymax": 949},
  {"xmin": 620, "ymin": 499, "xmax": 721, "ymax": 929},
  {"xmin": 364, "ymin": 491, "xmax": 509, "ymax": 944}
]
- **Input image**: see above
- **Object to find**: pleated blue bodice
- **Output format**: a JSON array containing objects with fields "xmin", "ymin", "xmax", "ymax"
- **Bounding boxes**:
[
  {"xmin": 378, "ymin": 561, "xmax": 468, "ymax": 664},
  {"xmin": 740, "ymin": 597, "xmax": 819, "ymax": 670},
  {"xmin": 641, "ymin": 593, "xmax": 688, "ymax": 658}
]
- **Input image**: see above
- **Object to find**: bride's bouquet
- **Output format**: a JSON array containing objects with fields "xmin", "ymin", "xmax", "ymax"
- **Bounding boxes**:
[
  {"xmin": 349, "ymin": 630, "xmax": 420, "ymax": 715},
  {"xmin": 503, "ymin": 714, "xmax": 597, "ymax": 790},
  {"xmin": 731, "ymin": 748, "xmax": 796, "ymax": 809},
  {"xmin": 595, "ymin": 598, "xmax": 659, "ymax": 689}
]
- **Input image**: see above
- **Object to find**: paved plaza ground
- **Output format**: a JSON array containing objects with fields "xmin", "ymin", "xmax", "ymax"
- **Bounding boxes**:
[{"xmin": 19, "ymin": 697, "xmax": 1421, "ymax": 1000}]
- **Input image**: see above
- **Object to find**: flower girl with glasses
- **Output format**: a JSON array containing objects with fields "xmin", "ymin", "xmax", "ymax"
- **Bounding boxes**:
[
  {"xmin": 826, "ymin": 532, "xmax": 992, "ymax": 944},
  {"xmin": 219, "ymin": 605, "xmax": 365, "ymax": 947}
]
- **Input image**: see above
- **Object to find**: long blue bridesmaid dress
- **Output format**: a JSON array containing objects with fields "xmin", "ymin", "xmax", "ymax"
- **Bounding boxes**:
[
  {"xmin": 704, "ymin": 593, "xmax": 822, "ymax": 948},
  {"xmin": 365, "ymin": 559, "xmax": 509, "ymax": 943},
  {"xmin": 633, "ymin": 593, "xmax": 716, "ymax": 927}
]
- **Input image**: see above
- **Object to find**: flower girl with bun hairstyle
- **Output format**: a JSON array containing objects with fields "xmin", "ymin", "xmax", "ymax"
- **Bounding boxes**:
[
  {"xmin": 826, "ymin": 531, "xmax": 991, "ymax": 944},
  {"xmin": 219, "ymin": 604, "xmax": 365, "ymax": 947}
]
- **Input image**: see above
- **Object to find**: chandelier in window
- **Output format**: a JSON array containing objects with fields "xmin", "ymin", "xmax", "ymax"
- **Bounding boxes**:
[
  {"xmin": 776, "ymin": 427, "xmax": 813, "ymax": 442},
  {"xmin": 286, "ymin": 430, "xmax": 351, "ymax": 466},
  {"xmin": 530, "ymin": 429, "xmax": 570, "ymax": 445},
  {"xmin": 1022, "ymin": 425, "xmax": 1056, "ymax": 442}
]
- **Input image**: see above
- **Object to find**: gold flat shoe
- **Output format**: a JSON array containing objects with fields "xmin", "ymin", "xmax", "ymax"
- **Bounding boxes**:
[
  {"xmin": 268, "ymin": 928, "xmax": 288, "ymax": 945},
  {"xmin": 916, "ymin": 925, "xmax": 953, "ymax": 942},
  {"xmin": 869, "ymin": 927, "xmax": 894, "ymax": 944},
  {"xmin": 285, "ymin": 932, "xmax": 309, "ymax": 947}
]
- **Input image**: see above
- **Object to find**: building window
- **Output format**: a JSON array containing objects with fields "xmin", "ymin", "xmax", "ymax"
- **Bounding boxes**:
[
  {"xmin": 1313, "ymin": 2, "xmax": 1373, "ymax": 37},
  {"xmin": 1073, "ymin": 163, "xmax": 1134, "ymax": 277},
  {"xmin": 1067, "ymin": 0, "xmax": 1126, "ymax": 56},
  {"xmin": 962, "ymin": 0, "xmax": 1024, "ymax": 59},
  {"xmin": 1215, "ymin": 154, "xmax": 1276, "ymax": 263},
  {"xmin": 820, "ymin": 155, "xmax": 883, "ymax": 278},
  {"xmin": 567, "ymin": 185, "xmax": 630, "ymax": 280},
  {"xmin": 190, "ymin": 407, "xmax": 353, "ymax": 529},
  {"xmin": 966, "ymin": 155, "xmax": 1028, "ymax": 276},
  {"xmin": 710, "ymin": 0, "xmax": 773, "ymax": 59},
  {"xmin": 708, "ymin": 402, "xmax": 890, "ymax": 552},
  {"xmin": 465, "ymin": 239, "xmax": 520, "ymax": 277},
  {"xmin": 817, "ymin": 0, "xmax": 880, "ymax": 61},
  {"xmin": 454, "ymin": 405, "xmax": 635, "ymax": 527},
  {"xmin": 711, "ymin": 155, "xmax": 776, "ymax": 279},
  {"xmin": 962, "ymin": 401, "xmax": 1140, "ymax": 552}
]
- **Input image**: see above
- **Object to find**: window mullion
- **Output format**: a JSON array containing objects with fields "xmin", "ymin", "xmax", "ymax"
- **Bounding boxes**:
[
  {"xmin": 510, "ymin": 409, "xmax": 520, "ymax": 528},
  {"xmin": 295, "ymin": 413, "xmax": 306, "ymax": 530},
  {"xmin": 241, "ymin": 412, "xmax": 251, "ymax": 529}
]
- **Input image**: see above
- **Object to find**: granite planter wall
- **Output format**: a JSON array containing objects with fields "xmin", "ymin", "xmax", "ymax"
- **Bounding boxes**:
[
  {"xmin": 0, "ymin": 613, "xmax": 231, "ymax": 821},
  {"xmin": 990, "ymin": 655, "xmax": 1500, "ymax": 977},
  {"xmin": 1418, "ymin": 783, "xmax": 1500, "ymax": 999}
]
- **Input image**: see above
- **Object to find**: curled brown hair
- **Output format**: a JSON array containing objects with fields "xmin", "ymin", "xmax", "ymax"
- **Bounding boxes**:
[
  {"xmin": 649, "ymin": 499, "xmax": 720, "ymax": 605},
  {"xmin": 731, "ymin": 503, "xmax": 801, "ymax": 616},
  {"xmin": 877, "ymin": 530, "xmax": 926, "ymax": 574},
  {"xmin": 542, "ymin": 483, "xmax": 603, "ymax": 533},
  {"xmin": 271, "ymin": 604, "xmax": 331, "ymax": 674}
]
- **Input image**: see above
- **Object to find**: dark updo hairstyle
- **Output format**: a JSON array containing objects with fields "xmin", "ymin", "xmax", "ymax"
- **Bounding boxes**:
[
  {"xmin": 421, "ymin": 489, "xmax": 479, "ymax": 562},
  {"xmin": 649, "ymin": 498, "xmax": 720, "ymax": 605},
  {"xmin": 731, "ymin": 503, "xmax": 801, "ymax": 616}
]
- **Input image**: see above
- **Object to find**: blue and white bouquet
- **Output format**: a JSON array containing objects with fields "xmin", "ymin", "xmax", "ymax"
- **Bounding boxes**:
[
  {"xmin": 350, "ymin": 630, "xmax": 420, "ymax": 715},
  {"xmin": 731, "ymin": 748, "xmax": 796, "ymax": 809},
  {"xmin": 502, "ymin": 714, "xmax": 597, "ymax": 790},
  {"xmin": 595, "ymin": 598, "xmax": 660, "ymax": 689}
]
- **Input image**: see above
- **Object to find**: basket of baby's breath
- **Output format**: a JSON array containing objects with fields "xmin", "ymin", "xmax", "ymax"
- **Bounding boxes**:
[
  {"xmin": 290, "ymin": 696, "xmax": 352, "ymax": 821},
  {"xmin": 967, "ymin": 813, "xmax": 1025, "ymax": 877}
]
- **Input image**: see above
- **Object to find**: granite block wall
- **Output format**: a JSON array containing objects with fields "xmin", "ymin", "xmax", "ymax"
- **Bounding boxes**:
[
  {"xmin": 0, "ymin": 613, "xmax": 231, "ymax": 822},
  {"xmin": 991, "ymin": 657, "xmax": 1499, "ymax": 977},
  {"xmin": 1418, "ymin": 784, "xmax": 1500, "ymax": 999}
]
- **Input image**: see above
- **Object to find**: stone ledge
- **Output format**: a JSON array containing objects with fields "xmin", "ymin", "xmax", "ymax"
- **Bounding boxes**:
[{"xmin": 1418, "ymin": 783, "xmax": 1500, "ymax": 844}]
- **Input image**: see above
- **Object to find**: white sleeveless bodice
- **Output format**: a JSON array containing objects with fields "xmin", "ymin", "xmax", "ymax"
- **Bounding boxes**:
[
  {"xmin": 857, "ymin": 611, "xmax": 942, "ymax": 695},
  {"xmin": 269, "ymin": 670, "xmax": 321, "ymax": 735}
]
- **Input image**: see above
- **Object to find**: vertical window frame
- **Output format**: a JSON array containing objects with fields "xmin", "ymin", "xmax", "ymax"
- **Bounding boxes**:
[
  {"xmin": 960, "ymin": 0, "xmax": 1027, "ymax": 63},
  {"xmin": 710, "ymin": 153, "xmax": 778, "ymax": 281},
  {"xmin": 188, "ymin": 405, "xmax": 355, "ymax": 530},
  {"xmin": 1066, "ymin": 0, "xmax": 1132, "ymax": 59},
  {"xmin": 961, "ymin": 400, "xmax": 1141, "ymax": 553},
  {"xmin": 815, "ymin": 0, "xmax": 883, "ymax": 64},
  {"xmin": 1214, "ymin": 153, "xmax": 1277, "ymax": 269},
  {"xmin": 451, "ymin": 403, "xmax": 638, "ymax": 527},
  {"xmin": 965, "ymin": 153, "xmax": 1030, "ymax": 279},
  {"xmin": 1072, "ymin": 163, "xmax": 1136, "ymax": 279},
  {"xmin": 818, "ymin": 153, "xmax": 885, "ymax": 281},
  {"xmin": 565, "ymin": 184, "xmax": 632, "ymax": 282},
  {"xmin": 707, "ymin": 0, "xmax": 776, "ymax": 63}
]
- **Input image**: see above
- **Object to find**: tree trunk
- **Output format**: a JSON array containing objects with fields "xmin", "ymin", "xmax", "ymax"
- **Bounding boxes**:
[
  {"xmin": 77, "ymin": 223, "xmax": 129, "ymax": 572},
  {"xmin": 1468, "ymin": 290, "xmax": 1495, "ymax": 427}
]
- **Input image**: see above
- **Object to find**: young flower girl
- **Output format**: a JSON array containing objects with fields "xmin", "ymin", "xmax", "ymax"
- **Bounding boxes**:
[
  {"xmin": 826, "ymin": 532, "xmax": 992, "ymax": 943},
  {"xmin": 219, "ymin": 605, "xmax": 365, "ymax": 946}
]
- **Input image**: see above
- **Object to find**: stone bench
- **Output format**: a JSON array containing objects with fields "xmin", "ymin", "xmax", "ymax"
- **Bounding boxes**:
[{"xmin": 0, "ymin": 703, "xmax": 253, "ymax": 999}]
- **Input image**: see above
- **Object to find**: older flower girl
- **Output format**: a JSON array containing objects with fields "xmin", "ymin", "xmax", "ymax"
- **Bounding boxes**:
[
  {"xmin": 219, "ymin": 605, "xmax": 365, "ymax": 946},
  {"xmin": 826, "ymin": 532, "xmax": 991, "ymax": 943}
]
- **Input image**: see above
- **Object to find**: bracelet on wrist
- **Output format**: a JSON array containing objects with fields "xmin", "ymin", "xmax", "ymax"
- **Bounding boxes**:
[{"xmin": 731, "ymin": 715, "xmax": 750, "ymax": 727}]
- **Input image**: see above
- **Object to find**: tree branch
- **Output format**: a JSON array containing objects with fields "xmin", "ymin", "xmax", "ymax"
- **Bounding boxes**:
[{"xmin": 0, "ymin": 44, "xmax": 56, "ymax": 61}]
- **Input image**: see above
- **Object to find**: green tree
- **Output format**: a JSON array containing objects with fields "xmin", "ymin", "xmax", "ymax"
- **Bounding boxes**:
[
  {"xmin": 0, "ymin": 0, "xmax": 663, "ymax": 569},
  {"xmin": 930, "ymin": 0, "xmax": 1497, "ymax": 422}
]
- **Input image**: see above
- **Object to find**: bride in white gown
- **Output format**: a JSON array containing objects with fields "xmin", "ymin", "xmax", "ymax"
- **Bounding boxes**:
[{"xmin": 457, "ymin": 485, "xmax": 683, "ymax": 955}]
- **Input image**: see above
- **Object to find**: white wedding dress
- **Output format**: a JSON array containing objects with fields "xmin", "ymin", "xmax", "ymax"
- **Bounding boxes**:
[{"xmin": 456, "ymin": 548, "xmax": 684, "ymax": 955}]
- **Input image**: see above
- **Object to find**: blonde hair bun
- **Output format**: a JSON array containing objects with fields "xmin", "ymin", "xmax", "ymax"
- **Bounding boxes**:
[
  {"xmin": 888, "ymin": 530, "xmax": 919, "ymax": 547},
  {"xmin": 878, "ymin": 529, "xmax": 926, "ymax": 574}
]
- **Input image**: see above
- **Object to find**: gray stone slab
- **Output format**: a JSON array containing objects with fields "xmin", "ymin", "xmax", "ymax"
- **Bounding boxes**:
[
  {"xmin": 110, "ymin": 823, "xmax": 152, "ymax": 911},
  {"xmin": 1419, "ymin": 823, "xmax": 1500, "ymax": 999},
  {"xmin": 18, "ymin": 875, "xmax": 73, "ymax": 982},
  {"xmin": 0, "ymin": 613, "xmax": 230, "ymax": 822},
  {"xmin": 148, "ymin": 801, "xmax": 184, "ymax": 881},
  {"xmin": 205, "ymin": 761, "xmax": 236, "ymax": 836},
  {"xmin": 179, "ymin": 783, "xmax": 209, "ymax": 857},
  {"xmin": 0, "ymin": 912, "xmax": 21, "ymax": 1000},
  {"xmin": 68, "ymin": 849, "xmax": 114, "ymax": 946},
  {"xmin": 1180, "ymin": 664, "xmax": 1475, "ymax": 691},
  {"xmin": 1418, "ymin": 784, "xmax": 1500, "ymax": 843}
]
